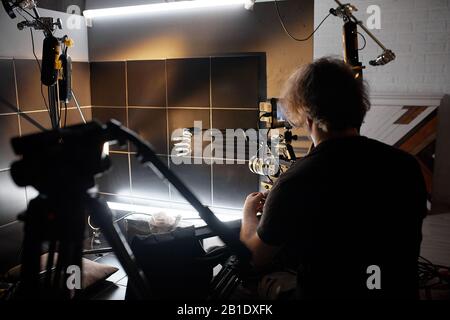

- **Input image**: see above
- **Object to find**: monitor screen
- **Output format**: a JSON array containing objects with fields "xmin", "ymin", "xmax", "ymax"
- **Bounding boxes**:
[{"xmin": 270, "ymin": 98, "xmax": 290, "ymax": 129}]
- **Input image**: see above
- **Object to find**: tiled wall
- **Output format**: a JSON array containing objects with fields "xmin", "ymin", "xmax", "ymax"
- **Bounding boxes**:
[
  {"xmin": 91, "ymin": 55, "xmax": 264, "ymax": 210},
  {"xmin": 0, "ymin": 54, "xmax": 263, "ymax": 272},
  {"xmin": 0, "ymin": 58, "xmax": 91, "ymax": 273}
]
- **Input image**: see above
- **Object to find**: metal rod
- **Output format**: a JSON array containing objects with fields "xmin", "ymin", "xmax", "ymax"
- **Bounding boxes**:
[
  {"xmin": 334, "ymin": 0, "xmax": 388, "ymax": 51},
  {"xmin": 71, "ymin": 90, "xmax": 87, "ymax": 124},
  {"xmin": 355, "ymin": 20, "xmax": 387, "ymax": 50},
  {"xmin": 83, "ymin": 247, "xmax": 113, "ymax": 255},
  {"xmin": 88, "ymin": 198, "xmax": 151, "ymax": 299},
  {"xmin": 48, "ymin": 85, "xmax": 59, "ymax": 129}
]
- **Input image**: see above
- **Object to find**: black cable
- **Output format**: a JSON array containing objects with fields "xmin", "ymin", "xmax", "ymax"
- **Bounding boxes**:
[
  {"xmin": 20, "ymin": 7, "xmax": 54, "ymax": 35},
  {"xmin": 64, "ymin": 102, "xmax": 68, "ymax": 128},
  {"xmin": 16, "ymin": 7, "xmax": 30, "ymax": 22},
  {"xmin": 258, "ymin": 112, "xmax": 271, "ymax": 129},
  {"xmin": 259, "ymin": 112, "xmax": 271, "ymax": 119},
  {"xmin": 357, "ymin": 32, "xmax": 367, "ymax": 51},
  {"xmin": 274, "ymin": 0, "xmax": 331, "ymax": 42},
  {"xmin": 30, "ymin": 29, "xmax": 41, "ymax": 71},
  {"xmin": 418, "ymin": 255, "xmax": 449, "ymax": 290},
  {"xmin": 30, "ymin": 29, "xmax": 50, "ymax": 114}
]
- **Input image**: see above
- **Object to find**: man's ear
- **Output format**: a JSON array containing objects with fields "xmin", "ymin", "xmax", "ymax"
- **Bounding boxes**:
[{"xmin": 305, "ymin": 117, "xmax": 313, "ymax": 131}]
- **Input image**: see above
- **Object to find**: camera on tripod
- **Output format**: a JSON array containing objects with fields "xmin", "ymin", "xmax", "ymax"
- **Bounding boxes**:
[{"xmin": 249, "ymin": 98, "xmax": 299, "ymax": 190}]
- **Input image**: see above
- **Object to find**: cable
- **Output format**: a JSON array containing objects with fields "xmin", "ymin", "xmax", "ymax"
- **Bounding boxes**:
[
  {"xmin": 20, "ymin": 7, "xmax": 54, "ymax": 35},
  {"xmin": 30, "ymin": 28, "xmax": 41, "ymax": 71},
  {"xmin": 30, "ymin": 29, "xmax": 50, "ymax": 114},
  {"xmin": 357, "ymin": 32, "xmax": 367, "ymax": 51},
  {"xmin": 64, "ymin": 102, "xmax": 68, "ymax": 128},
  {"xmin": 274, "ymin": 0, "xmax": 331, "ymax": 42},
  {"xmin": 16, "ymin": 7, "xmax": 30, "ymax": 22},
  {"xmin": 418, "ymin": 255, "xmax": 450, "ymax": 293}
]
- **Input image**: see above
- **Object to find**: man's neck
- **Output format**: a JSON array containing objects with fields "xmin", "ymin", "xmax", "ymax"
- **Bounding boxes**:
[{"xmin": 312, "ymin": 127, "xmax": 359, "ymax": 146}]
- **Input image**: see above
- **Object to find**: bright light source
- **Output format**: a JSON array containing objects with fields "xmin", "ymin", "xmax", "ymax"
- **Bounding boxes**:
[
  {"xmin": 83, "ymin": 0, "xmax": 251, "ymax": 19},
  {"xmin": 244, "ymin": 0, "xmax": 255, "ymax": 10},
  {"xmin": 106, "ymin": 201, "xmax": 241, "ymax": 222},
  {"xmin": 102, "ymin": 142, "xmax": 110, "ymax": 156}
]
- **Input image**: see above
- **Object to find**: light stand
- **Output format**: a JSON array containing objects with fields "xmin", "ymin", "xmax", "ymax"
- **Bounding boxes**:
[
  {"xmin": 330, "ymin": 0, "xmax": 396, "ymax": 79},
  {"xmin": 2, "ymin": 0, "xmax": 78, "ymax": 131}
]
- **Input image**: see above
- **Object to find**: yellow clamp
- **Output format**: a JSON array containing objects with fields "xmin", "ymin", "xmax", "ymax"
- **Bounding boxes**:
[
  {"xmin": 64, "ymin": 38, "xmax": 75, "ymax": 48},
  {"xmin": 55, "ymin": 56, "xmax": 62, "ymax": 70}
]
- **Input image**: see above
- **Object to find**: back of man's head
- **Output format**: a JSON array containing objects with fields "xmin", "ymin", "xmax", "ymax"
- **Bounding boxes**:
[{"xmin": 281, "ymin": 57, "xmax": 370, "ymax": 132}]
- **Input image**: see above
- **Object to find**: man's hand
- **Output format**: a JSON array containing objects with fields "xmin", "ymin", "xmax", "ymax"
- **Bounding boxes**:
[
  {"xmin": 241, "ymin": 191, "xmax": 278, "ymax": 268},
  {"xmin": 243, "ymin": 192, "xmax": 267, "ymax": 217}
]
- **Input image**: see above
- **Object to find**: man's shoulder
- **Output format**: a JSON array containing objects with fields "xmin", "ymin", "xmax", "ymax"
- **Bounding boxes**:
[
  {"xmin": 279, "ymin": 136, "xmax": 420, "ymax": 182},
  {"xmin": 362, "ymin": 137, "xmax": 420, "ymax": 167}
]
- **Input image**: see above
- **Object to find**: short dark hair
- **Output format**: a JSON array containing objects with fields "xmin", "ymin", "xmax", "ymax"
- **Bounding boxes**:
[{"xmin": 281, "ymin": 57, "xmax": 370, "ymax": 131}]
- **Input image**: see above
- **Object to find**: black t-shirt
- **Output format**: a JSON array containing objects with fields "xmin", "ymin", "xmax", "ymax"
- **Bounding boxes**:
[{"xmin": 257, "ymin": 136, "xmax": 427, "ymax": 299}]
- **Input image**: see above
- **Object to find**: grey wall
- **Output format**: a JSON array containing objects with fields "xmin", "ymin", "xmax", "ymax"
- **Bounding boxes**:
[
  {"xmin": 36, "ymin": 0, "xmax": 86, "ymax": 14},
  {"xmin": 0, "ymin": 6, "xmax": 89, "ymax": 61},
  {"xmin": 86, "ymin": 0, "xmax": 314, "ymax": 97},
  {"xmin": 314, "ymin": 0, "xmax": 450, "ymax": 95}
]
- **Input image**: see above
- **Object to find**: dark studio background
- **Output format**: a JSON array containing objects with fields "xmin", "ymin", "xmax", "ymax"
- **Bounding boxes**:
[
  {"xmin": 0, "ymin": 0, "xmax": 314, "ymax": 277},
  {"xmin": 1, "ymin": 0, "xmax": 449, "ymax": 300}
]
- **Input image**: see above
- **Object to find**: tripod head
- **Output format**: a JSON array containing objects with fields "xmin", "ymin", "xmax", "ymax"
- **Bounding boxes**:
[{"xmin": 11, "ymin": 122, "xmax": 110, "ymax": 196}]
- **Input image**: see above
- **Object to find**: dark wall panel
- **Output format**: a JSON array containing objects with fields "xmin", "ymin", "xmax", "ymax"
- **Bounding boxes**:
[
  {"xmin": 19, "ymin": 111, "xmax": 52, "ymax": 136},
  {"xmin": 90, "ymin": 62, "xmax": 126, "ymax": 106},
  {"xmin": 15, "ymin": 59, "xmax": 45, "ymax": 112},
  {"xmin": 92, "ymin": 107, "xmax": 128, "ymax": 151},
  {"xmin": 130, "ymin": 156, "xmax": 170, "ymax": 201},
  {"xmin": 212, "ymin": 109, "xmax": 258, "ymax": 130},
  {"xmin": 0, "ymin": 114, "xmax": 19, "ymax": 170},
  {"xmin": 212, "ymin": 109, "xmax": 259, "ymax": 161},
  {"xmin": 212, "ymin": 163, "xmax": 259, "ymax": 209},
  {"xmin": 61, "ymin": 107, "xmax": 92, "ymax": 126},
  {"xmin": 97, "ymin": 153, "xmax": 131, "ymax": 195},
  {"xmin": 127, "ymin": 60, "xmax": 166, "ymax": 107},
  {"xmin": 170, "ymin": 157, "xmax": 212, "ymax": 206},
  {"xmin": 0, "ymin": 59, "xmax": 17, "ymax": 114},
  {"xmin": 168, "ymin": 108, "xmax": 210, "ymax": 158},
  {"xmin": 167, "ymin": 58, "xmax": 210, "ymax": 108},
  {"xmin": 211, "ymin": 56, "xmax": 262, "ymax": 108},
  {"xmin": 92, "ymin": 107, "xmax": 127, "ymax": 125},
  {"xmin": 90, "ymin": 56, "xmax": 262, "ymax": 209},
  {"xmin": 68, "ymin": 62, "xmax": 92, "ymax": 108},
  {"xmin": 128, "ymin": 108, "xmax": 167, "ymax": 155}
]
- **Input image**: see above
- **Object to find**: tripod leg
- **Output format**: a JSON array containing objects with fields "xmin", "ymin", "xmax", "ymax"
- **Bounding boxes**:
[
  {"xmin": 87, "ymin": 197, "xmax": 151, "ymax": 299},
  {"xmin": 44, "ymin": 241, "xmax": 56, "ymax": 288},
  {"xmin": 17, "ymin": 198, "xmax": 45, "ymax": 298}
]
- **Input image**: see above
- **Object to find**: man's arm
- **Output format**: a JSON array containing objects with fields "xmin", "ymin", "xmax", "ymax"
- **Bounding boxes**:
[{"xmin": 240, "ymin": 192, "xmax": 279, "ymax": 267}]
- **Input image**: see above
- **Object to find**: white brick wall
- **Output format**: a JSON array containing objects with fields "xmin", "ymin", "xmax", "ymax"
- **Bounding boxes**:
[{"xmin": 314, "ymin": 0, "xmax": 450, "ymax": 94}]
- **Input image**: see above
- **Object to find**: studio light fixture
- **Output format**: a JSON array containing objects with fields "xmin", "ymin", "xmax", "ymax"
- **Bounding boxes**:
[{"xmin": 83, "ymin": 0, "xmax": 254, "ymax": 19}]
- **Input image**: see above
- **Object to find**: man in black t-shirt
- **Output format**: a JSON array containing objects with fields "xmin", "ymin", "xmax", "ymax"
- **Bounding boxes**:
[{"xmin": 240, "ymin": 57, "xmax": 427, "ymax": 299}]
